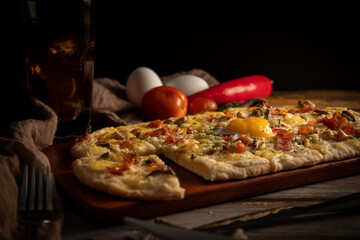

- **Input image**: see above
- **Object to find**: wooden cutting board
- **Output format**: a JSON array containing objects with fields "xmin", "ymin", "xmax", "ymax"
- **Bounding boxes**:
[{"xmin": 44, "ymin": 141, "xmax": 360, "ymax": 225}]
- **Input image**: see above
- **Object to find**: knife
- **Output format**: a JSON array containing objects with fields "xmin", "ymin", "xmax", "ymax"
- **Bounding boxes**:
[{"xmin": 123, "ymin": 216, "xmax": 235, "ymax": 240}]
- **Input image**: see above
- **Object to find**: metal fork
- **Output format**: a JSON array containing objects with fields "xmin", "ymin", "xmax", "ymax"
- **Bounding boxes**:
[{"xmin": 18, "ymin": 164, "xmax": 54, "ymax": 239}]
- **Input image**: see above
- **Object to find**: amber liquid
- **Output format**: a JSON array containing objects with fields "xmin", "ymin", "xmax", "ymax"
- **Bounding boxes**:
[{"xmin": 21, "ymin": 0, "xmax": 95, "ymax": 141}]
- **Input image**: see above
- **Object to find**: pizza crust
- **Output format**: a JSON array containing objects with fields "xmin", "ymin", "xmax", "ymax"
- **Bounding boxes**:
[
  {"xmin": 319, "ymin": 140, "xmax": 360, "ymax": 162},
  {"xmin": 269, "ymin": 152, "xmax": 320, "ymax": 172},
  {"xmin": 72, "ymin": 157, "xmax": 185, "ymax": 200},
  {"xmin": 269, "ymin": 146, "xmax": 324, "ymax": 172},
  {"xmin": 165, "ymin": 151, "xmax": 271, "ymax": 181}
]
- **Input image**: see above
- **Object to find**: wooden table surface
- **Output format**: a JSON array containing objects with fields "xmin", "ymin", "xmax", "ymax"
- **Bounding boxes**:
[
  {"xmin": 62, "ymin": 90, "xmax": 360, "ymax": 240},
  {"xmin": 268, "ymin": 90, "xmax": 360, "ymax": 110}
]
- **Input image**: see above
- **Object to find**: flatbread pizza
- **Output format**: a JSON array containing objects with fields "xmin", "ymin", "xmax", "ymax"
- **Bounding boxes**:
[{"xmin": 70, "ymin": 100, "xmax": 360, "ymax": 200}]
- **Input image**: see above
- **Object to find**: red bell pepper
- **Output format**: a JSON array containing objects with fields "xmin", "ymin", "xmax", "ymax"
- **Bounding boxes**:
[{"xmin": 187, "ymin": 75, "xmax": 273, "ymax": 105}]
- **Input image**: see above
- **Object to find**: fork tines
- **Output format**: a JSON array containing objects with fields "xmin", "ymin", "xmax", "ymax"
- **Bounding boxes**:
[{"xmin": 18, "ymin": 164, "xmax": 53, "ymax": 217}]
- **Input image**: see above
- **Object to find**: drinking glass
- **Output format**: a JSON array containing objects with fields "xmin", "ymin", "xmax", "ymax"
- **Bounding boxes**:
[{"xmin": 19, "ymin": 0, "xmax": 96, "ymax": 142}]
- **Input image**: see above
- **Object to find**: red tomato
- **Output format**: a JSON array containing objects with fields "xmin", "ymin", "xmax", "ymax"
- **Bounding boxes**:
[
  {"xmin": 141, "ymin": 86, "xmax": 188, "ymax": 120},
  {"xmin": 188, "ymin": 98, "xmax": 218, "ymax": 114}
]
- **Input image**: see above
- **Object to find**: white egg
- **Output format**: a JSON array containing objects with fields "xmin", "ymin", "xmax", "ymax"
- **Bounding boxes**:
[
  {"xmin": 165, "ymin": 75, "xmax": 209, "ymax": 96},
  {"xmin": 126, "ymin": 67, "xmax": 163, "ymax": 107}
]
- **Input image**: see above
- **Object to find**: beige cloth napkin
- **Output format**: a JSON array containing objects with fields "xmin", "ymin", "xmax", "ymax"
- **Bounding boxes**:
[
  {"xmin": 0, "ymin": 98, "xmax": 63, "ymax": 240},
  {"xmin": 0, "ymin": 69, "xmax": 218, "ymax": 240}
]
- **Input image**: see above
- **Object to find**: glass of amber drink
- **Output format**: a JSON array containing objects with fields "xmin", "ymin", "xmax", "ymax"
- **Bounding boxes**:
[{"xmin": 20, "ymin": 0, "xmax": 96, "ymax": 142}]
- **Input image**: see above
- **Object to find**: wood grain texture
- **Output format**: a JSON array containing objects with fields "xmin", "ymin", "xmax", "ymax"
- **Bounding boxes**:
[
  {"xmin": 268, "ymin": 90, "xmax": 360, "ymax": 111},
  {"xmin": 155, "ymin": 174, "xmax": 360, "ymax": 230},
  {"xmin": 44, "ymin": 141, "xmax": 360, "ymax": 225}
]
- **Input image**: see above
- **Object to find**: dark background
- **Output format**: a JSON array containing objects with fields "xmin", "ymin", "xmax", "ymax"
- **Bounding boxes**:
[
  {"xmin": 7, "ymin": 3, "xmax": 360, "ymax": 96},
  {"xmin": 91, "ymin": 5, "xmax": 360, "ymax": 91},
  {"xmin": 95, "ymin": 20, "xmax": 360, "ymax": 91}
]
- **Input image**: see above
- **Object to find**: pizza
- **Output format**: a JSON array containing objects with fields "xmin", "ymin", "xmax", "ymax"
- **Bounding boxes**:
[
  {"xmin": 70, "ymin": 126, "xmax": 185, "ymax": 201},
  {"xmin": 70, "ymin": 99, "xmax": 360, "ymax": 200}
]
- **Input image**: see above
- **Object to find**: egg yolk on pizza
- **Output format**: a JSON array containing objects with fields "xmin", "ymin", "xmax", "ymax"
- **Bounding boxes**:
[{"xmin": 226, "ymin": 117, "xmax": 273, "ymax": 138}]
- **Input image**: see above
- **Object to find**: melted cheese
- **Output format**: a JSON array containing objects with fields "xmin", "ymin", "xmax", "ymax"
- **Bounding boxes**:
[
  {"xmin": 284, "ymin": 113, "xmax": 307, "ymax": 126},
  {"xmin": 226, "ymin": 117, "xmax": 273, "ymax": 138},
  {"xmin": 254, "ymin": 149, "xmax": 281, "ymax": 159},
  {"xmin": 89, "ymin": 160, "xmax": 118, "ymax": 172},
  {"xmin": 308, "ymin": 143, "xmax": 329, "ymax": 154},
  {"xmin": 122, "ymin": 175, "xmax": 149, "ymax": 189},
  {"xmin": 277, "ymin": 105, "xmax": 299, "ymax": 111},
  {"xmin": 348, "ymin": 139, "xmax": 360, "ymax": 151}
]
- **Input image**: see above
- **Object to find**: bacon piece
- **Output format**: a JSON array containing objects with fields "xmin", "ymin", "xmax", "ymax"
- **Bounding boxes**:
[
  {"xmin": 238, "ymin": 134, "xmax": 253, "ymax": 147},
  {"xmin": 164, "ymin": 133, "xmax": 180, "ymax": 145},
  {"xmin": 298, "ymin": 126, "xmax": 320, "ymax": 135},
  {"xmin": 118, "ymin": 138, "xmax": 134, "ymax": 149},
  {"xmin": 234, "ymin": 140, "xmax": 248, "ymax": 153},
  {"xmin": 146, "ymin": 125, "xmax": 185, "ymax": 145},
  {"xmin": 147, "ymin": 119, "xmax": 163, "ymax": 128},
  {"xmin": 272, "ymin": 129, "xmax": 294, "ymax": 139},
  {"xmin": 106, "ymin": 164, "xmax": 129, "ymax": 176},
  {"xmin": 106, "ymin": 153, "xmax": 138, "ymax": 176},
  {"xmin": 221, "ymin": 134, "xmax": 253, "ymax": 147},
  {"xmin": 223, "ymin": 111, "xmax": 235, "ymax": 120},
  {"xmin": 147, "ymin": 162, "xmax": 165, "ymax": 172},
  {"xmin": 319, "ymin": 112, "xmax": 357, "ymax": 135},
  {"xmin": 146, "ymin": 126, "xmax": 172, "ymax": 137},
  {"xmin": 123, "ymin": 153, "xmax": 138, "ymax": 164},
  {"xmin": 307, "ymin": 119, "xmax": 317, "ymax": 126},
  {"xmin": 320, "ymin": 116, "xmax": 337, "ymax": 129},
  {"xmin": 274, "ymin": 137, "xmax": 291, "ymax": 151},
  {"xmin": 289, "ymin": 100, "xmax": 319, "ymax": 114},
  {"xmin": 271, "ymin": 108, "xmax": 287, "ymax": 116},
  {"xmin": 272, "ymin": 128, "xmax": 293, "ymax": 151},
  {"xmin": 300, "ymin": 104, "xmax": 318, "ymax": 113},
  {"xmin": 222, "ymin": 134, "xmax": 234, "ymax": 141}
]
